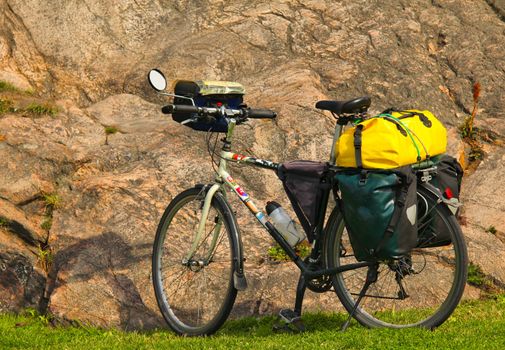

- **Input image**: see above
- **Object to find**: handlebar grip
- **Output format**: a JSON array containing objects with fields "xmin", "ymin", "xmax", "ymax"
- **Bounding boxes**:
[
  {"xmin": 161, "ymin": 104, "xmax": 200, "ymax": 114},
  {"xmin": 247, "ymin": 108, "xmax": 277, "ymax": 119}
]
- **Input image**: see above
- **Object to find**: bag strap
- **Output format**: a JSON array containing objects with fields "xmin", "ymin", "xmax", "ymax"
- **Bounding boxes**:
[
  {"xmin": 381, "ymin": 108, "xmax": 431, "ymax": 128},
  {"xmin": 373, "ymin": 172, "xmax": 412, "ymax": 257},
  {"xmin": 353, "ymin": 124, "xmax": 364, "ymax": 168},
  {"xmin": 398, "ymin": 112, "xmax": 432, "ymax": 128}
]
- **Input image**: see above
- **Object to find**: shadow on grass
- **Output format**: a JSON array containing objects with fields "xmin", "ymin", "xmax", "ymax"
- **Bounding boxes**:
[{"xmin": 217, "ymin": 312, "xmax": 356, "ymax": 337}]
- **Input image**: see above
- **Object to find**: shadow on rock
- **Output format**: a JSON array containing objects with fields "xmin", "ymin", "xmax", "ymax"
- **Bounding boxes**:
[
  {"xmin": 43, "ymin": 231, "xmax": 164, "ymax": 330},
  {"xmin": 0, "ymin": 252, "xmax": 46, "ymax": 313}
]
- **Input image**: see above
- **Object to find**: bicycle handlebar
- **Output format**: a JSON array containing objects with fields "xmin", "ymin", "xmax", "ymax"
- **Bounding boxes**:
[
  {"xmin": 245, "ymin": 109, "xmax": 277, "ymax": 119},
  {"xmin": 161, "ymin": 104, "xmax": 277, "ymax": 120}
]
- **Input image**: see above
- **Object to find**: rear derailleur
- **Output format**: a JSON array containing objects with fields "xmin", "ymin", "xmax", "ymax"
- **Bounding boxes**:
[{"xmin": 388, "ymin": 255, "xmax": 415, "ymax": 300}]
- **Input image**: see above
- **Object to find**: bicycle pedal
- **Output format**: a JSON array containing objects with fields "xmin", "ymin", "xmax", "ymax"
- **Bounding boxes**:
[
  {"xmin": 279, "ymin": 309, "xmax": 300, "ymax": 323},
  {"xmin": 272, "ymin": 309, "xmax": 305, "ymax": 333}
]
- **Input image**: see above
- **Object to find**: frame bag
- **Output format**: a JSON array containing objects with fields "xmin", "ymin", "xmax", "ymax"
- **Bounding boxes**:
[
  {"xmin": 335, "ymin": 167, "xmax": 418, "ymax": 262},
  {"xmin": 277, "ymin": 161, "xmax": 330, "ymax": 242}
]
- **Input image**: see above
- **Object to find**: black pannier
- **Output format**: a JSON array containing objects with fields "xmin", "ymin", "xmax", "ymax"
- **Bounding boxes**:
[
  {"xmin": 335, "ymin": 166, "xmax": 418, "ymax": 262},
  {"xmin": 172, "ymin": 80, "xmax": 245, "ymax": 132},
  {"xmin": 277, "ymin": 161, "xmax": 331, "ymax": 242},
  {"xmin": 417, "ymin": 155, "xmax": 464, "ymax": 247}
]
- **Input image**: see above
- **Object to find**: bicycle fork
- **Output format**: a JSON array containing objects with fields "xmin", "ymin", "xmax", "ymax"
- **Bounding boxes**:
[
  {"xmin": 185, "ymin": 183, "xmax": 222, "ymax": 262},
  {"xmin": 185, "ymin": 183, "xmax": 248, "ymax": 291}
]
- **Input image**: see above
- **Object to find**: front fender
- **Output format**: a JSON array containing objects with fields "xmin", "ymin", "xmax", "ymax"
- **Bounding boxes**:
[{"xmin": 193, "ymin": 184, "xmax": 247, "ymax": 290}]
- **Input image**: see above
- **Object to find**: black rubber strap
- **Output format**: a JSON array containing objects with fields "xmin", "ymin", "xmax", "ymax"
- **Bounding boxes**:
[
  {"xmin": 382, "ymin": 117, "xmax": 408, "ymax": 137},
  {"xmin": 354, "ymin": 124, "xmax": 364, "ymax": 169},
  {"xmin": 397, "ymin": 111, "xmax": 432, "ymax": 128},
  {"xmin": 374, "ymin": 174, "xmax": 411, "ymax": 256}
]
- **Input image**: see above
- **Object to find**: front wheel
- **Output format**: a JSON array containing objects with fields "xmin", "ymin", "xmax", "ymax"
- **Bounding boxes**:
[
  {"xmin": 152, "ymin": 187, "xmax": 238, "ymax": 336},
  {"xmin": 324, "ymin": 186, "xmax": 468, "ymax": 329}
]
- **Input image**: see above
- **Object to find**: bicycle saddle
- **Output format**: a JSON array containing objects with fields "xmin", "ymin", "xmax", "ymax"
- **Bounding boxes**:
[{"xmin": 315, "ymin": 96, "xmax": 371, "ymax": 115}]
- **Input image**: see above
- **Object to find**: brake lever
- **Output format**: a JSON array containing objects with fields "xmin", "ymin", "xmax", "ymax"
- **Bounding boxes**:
[{"xmin": 181, "ymin": 117, "xmax": 199, "ymax": 125}]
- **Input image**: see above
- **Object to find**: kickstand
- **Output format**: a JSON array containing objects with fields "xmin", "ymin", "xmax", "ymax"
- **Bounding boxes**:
[{"xmin": 341, "ymin": 264, "xmax": 378, "ymax": 331}]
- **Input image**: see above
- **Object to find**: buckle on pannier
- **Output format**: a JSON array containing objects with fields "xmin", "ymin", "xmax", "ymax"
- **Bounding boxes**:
[{"xmin": 359, "ymin": 171, "xmax": 368, "ymax": 185}]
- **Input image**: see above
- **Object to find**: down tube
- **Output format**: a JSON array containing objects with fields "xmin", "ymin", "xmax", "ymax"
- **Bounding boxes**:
[{"xmin": 221, "ymin": 170, "xmax": 270, "ymax": 228}]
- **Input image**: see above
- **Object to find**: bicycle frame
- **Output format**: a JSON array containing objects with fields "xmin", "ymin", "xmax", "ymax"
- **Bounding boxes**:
[
  {"xmin": 150, "ymin": 70, "xmax": 468, "ymax": 334},
  {"xmin": 187, "ymin": 117, "xmax": 373, "ymax": 280}
]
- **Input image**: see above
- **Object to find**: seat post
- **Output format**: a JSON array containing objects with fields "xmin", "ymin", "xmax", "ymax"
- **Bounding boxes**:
[{"xmin": 329, "ymin": 122, "xmax": 343, "ymax": 164}]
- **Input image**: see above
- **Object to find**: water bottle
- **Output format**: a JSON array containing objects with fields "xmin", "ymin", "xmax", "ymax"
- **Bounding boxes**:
[{"xmin": 265, "ymin": 201, "xmax": 306, "ymax": 247}]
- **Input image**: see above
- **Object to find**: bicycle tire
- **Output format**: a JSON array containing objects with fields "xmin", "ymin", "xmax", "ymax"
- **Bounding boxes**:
[
  {"xmin": 152, "ymin": 187, "xmax": 238, "ymax": 336},
  {"xmin": 324, "ymin": 185, "xmax": 468, "ymax": 329}
]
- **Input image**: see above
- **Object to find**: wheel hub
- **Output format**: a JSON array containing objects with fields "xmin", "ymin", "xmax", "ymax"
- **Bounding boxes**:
[{"xmin": 181, "ymin": 258, "xmax": 206, "ymax": 272}]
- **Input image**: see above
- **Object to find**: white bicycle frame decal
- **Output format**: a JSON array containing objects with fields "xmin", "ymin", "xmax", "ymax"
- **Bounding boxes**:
[{"xmin": 185, "ymin": 148, "xmax": 276, "ymax": 260}]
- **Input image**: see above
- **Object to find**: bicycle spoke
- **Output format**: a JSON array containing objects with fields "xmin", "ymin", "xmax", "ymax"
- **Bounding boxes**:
[
  {"xmin": 152, "ymin": 190, "xmax": 237, "ymax": 335},
  {"xmin": 329, "ymin": 195, "xmax": 466, "ymax": 328},
  {"xmin": 161, "ymin": 265, "xmax": 187, "ymax": 281}
]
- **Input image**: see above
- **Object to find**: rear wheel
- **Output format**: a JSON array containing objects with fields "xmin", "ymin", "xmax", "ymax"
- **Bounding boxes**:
[
  {"xmin": 152, "ymin": 187, "xmax": 238, "ymax": 336},
  {"xmin": 325, "ymin": 186, "xmax": 468, "ymax": 328}
]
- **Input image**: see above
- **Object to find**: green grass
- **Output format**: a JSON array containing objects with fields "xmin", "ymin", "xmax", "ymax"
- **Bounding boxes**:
[
  {"xmin": 0, "ymin": 80, "xmax": 20, "ymax": 93},
  {"xmin": 1, "ymin": 297, "xmax": 505, "ymax": 349},
  {"xmin": 0, "ymin": 98, "xmax": 14, "ymax": 115},
  {"xmin": 42, "ymin": 193, "xmax": 62, "ymax": 209},
  {"xmin": 268, "ymin": 241, "xmax": 311, "ymax": 262},
  {"xmin": 468, "ymin": 262, "xmax": 488, "ymax": 288},
  {"xmin": 25, "ymin": 102, "xmax": 58, "ymax": 116}
]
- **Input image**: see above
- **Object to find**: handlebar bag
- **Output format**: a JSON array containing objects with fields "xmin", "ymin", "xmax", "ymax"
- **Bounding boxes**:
[
  {"xmin": 335, "ymin": 166, "xmax": 418, "ymax": 262},
  {"xmin": 277, "ymin": 161, "xmax": 331, "ymax": 242},
  {"xmin": 336, "ymin": 110, "xmax": 447, "ymax": 169},
  {"xmin": 172, "ymin": 80, "xmax": 245, "ymax": 132},
  {"xmin": 417, "ymin": 155, "xmax": 463, "ymax": 247}
]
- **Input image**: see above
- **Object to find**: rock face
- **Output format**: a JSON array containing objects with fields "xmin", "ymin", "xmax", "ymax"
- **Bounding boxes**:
[{"xmin": 0, "ymin": 0, "xmax": 504, "ymax": 329}]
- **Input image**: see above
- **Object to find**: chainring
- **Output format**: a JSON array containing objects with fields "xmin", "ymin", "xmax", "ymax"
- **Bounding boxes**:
[{"xmin": 304, "ymin": 257, "xmax": 333, "ymax": 293}]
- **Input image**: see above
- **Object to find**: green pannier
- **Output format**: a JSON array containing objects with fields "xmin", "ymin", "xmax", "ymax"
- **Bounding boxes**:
[{"xmin": 335, "ymin": 166, "xmax": 418, "ymax": 261}]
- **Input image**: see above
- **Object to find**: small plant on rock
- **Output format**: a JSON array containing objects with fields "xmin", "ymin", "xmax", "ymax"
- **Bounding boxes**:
[
  {"xmin": 104, "ymin": 125, "xmax": 118, "ymax": 145},
  {"xmin": 43, "ymin": 193, "xmax": 62, "ymax": 209},
  {"xmin": 467, "ymin": 262, "xmax": 488, "ymax": 288},
  {"xmin": 0, "ymin": 80, "xmax": 20, "ymax": 93},
  {"xmin": 0, "ymin": 217, "xmax": 9, "ymax": 227},
  {"xmin": 485, "ymin": 226, "xmax": 497, "ymax": 235},
  {"xmin": 268, "ymin": 241, "xmax": 311, "ymax": 262},
  {"xmin": 25, "ymin": 102, "xmax": 58, "ymax": 117},
  {"xmin": 459, "ymin": 82, "xmax": 485, "ymax": 164},
  {"xmin": 37, "ymin": 244, "xmax": 53, "ymax": 273},
  {"xmin": 0, "ymin": 99, "xmax": 14, "ymax": 115},
  {"xmin": 268, "ymin": 244, "xmax": 289, "ymax": 262},
  {"xmin": 40, "ymin": 193, "xmax": 60, "ymax": 233},
  {"xmin": 40, "ymin": 217, "xmax": 52, "ymax": 231}
]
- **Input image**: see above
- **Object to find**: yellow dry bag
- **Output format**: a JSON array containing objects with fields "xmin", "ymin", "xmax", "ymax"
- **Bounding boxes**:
[{"xmin": 336, "ymin": 110, "xmax": 447, "ymax": 169}]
